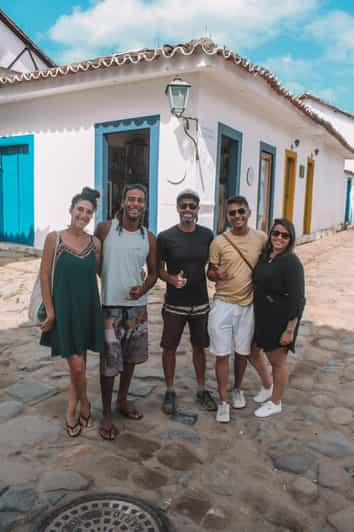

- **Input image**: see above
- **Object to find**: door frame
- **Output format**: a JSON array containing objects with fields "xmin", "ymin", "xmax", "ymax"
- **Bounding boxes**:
[
  {"xmin": 345, "ymin": 177, "xmax": 353, "ymax": 225},
  {"xmin": 94, "ymin": 115, "xmax": 160, "ymax": 234},
  {"xmin": 303, "ymin": 157, "xmax": 315, "ymax": 234},
  {"xmin": 0, "ymin": 134, "xmax": 34, "ymax": 245},
  {"xmin": 257, "ymin": 141, "xmax": 276, "ymax": 232},
  {"xmin": 214, "ymin": 122, "xmax": 243, "ymax": 233},
  {"xmin": 282, "ymin": 149, "xmax": 297, "ymax": 221}
]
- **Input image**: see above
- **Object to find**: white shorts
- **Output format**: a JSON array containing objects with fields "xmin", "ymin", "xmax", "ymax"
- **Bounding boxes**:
[{"xmin": 208, "ymin": 299, "xmax": 255, "ymax": 356}]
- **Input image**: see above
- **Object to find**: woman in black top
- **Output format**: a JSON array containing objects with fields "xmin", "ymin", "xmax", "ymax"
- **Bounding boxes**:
[{"xmin": 253, "ymin": 218, "xmax": 305, "ymax": 418}]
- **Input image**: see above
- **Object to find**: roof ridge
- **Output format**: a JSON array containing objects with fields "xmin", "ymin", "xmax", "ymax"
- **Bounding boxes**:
[{"xmin": 299, "ymin": 92, "xmax": 354, "ymax": 121}]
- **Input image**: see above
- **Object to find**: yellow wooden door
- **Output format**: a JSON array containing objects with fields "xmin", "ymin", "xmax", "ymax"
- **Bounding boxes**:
[
  {"xmin": 283, "ymin": 150, "xmax": 297, "ymax": 220},
  {"xmin": 303, "ymin": 158, "xmax": 314, "ymax": 234}
]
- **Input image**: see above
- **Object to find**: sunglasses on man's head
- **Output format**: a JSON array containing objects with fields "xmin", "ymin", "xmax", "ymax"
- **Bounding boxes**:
[
  {"xmin": 179, "ymin": 202, "xmax": 198, "ymax": 210},
  {"xmin": 271, "ymin": 230, "xmax": 290, "ymax": 240},
  {"xmin": 228, "ymin": 207, "xmax": 247, "ymax": 216}
]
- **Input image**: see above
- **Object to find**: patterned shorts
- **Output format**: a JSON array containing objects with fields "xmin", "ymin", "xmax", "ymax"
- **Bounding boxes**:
[{"xmin": 100, "ymin": 305, "xmax": 148, "ymax": 377}]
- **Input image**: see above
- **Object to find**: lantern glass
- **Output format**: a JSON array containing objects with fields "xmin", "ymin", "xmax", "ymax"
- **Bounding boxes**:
[{"xmin": 166, "ymin": 78, "xmax": 191, "ymax": 117}]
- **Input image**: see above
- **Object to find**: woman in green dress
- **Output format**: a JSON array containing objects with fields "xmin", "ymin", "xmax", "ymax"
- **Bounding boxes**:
[{"xmin": 40, "ymin": 187, "xmax": 104, "ymax": 437}]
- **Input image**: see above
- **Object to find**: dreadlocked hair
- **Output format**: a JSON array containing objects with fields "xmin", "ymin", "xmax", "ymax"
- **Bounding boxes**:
[{"xmin": 116, "ymin": 207, "xmax": 145, "ymax": 238}]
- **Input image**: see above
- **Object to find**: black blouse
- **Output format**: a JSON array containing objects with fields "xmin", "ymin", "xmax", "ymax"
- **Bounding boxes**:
[{"xmin": 253, "ymin": 252, "xmax": 305, "ymax": 319}]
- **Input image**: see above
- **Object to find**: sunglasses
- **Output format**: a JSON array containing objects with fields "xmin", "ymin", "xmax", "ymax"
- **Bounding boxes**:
[
  {"xmin": 179, "ymin": 202, "xmax": 198, "ymax": 210},
  {"xmin": 228, "ymin": 207, "xmax": 247, "ymax": 216},
  {"xmin": 271, "ymin": 230, "xmax": 290, "ymax": 240}
]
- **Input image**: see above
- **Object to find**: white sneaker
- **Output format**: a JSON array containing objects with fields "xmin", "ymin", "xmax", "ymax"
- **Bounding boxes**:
[
  {"xmin": 216, "ymin": 402, "xmax": 230, "ymax": 423},
  {"xmin": 232, "ymin": 389, "xmax": 246, "ymax": 409},
  {"xmin": 254, "ymin": 400, "xmax": 282, "ymax": 418},
  {"xmin": 253, "ymin": 385, "xmax": 273, "ymax": 404}
]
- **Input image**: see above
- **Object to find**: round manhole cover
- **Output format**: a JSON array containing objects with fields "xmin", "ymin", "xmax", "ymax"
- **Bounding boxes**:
[{"xmin": 36, "ymin": 493, "xmax": 173, "ymax": 532}]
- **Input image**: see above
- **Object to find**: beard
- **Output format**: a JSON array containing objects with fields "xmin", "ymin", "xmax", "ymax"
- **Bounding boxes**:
[
  {"xmin": 180, "ymin": 213, "xmax": 197, "ymax": 224},
  {"xmin": 125, "ymin": 209, "xmax": 144, "ymax": 222}
]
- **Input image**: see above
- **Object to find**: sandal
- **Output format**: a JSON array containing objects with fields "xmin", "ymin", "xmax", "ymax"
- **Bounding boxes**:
[
  {"xmin": 66, "ymin": 420, "xmax": 82, "ymax": 438},
  {"xmin": 118, "ymin": 403, "xmax": 144, "ymax": 420},
  {"xmin": 99, "ymin": 420, "xmax": 118, "ymax": 441},
  {"xmin": 80, "ymin": 402, "xmax": 93, "ymax": 428}
]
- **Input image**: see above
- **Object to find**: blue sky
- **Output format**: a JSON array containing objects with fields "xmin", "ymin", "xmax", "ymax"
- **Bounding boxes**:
[{"xmin": 2, "ymin": 0, "xmax": 354, "ymax": 113}]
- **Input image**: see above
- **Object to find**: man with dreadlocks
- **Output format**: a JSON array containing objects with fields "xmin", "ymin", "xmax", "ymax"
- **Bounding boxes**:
[
  {"xmin": 157, "ymin": 189, "xmax": 217, "ymax": 415},
  {"xmin": 95, "ymin": 184, "xmax": 157, "ymax": 440}
]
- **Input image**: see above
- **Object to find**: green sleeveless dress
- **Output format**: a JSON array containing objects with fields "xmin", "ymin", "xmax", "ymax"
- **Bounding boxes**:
[{"xmin": 40, "ymin": 235, "xmax": 104, "ymax": 357}]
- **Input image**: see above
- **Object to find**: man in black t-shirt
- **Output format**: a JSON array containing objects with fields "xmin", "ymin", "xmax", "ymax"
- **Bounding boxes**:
[{"xmin": 157, "ymin": 189, "xmax": 217, "ymax": 415}]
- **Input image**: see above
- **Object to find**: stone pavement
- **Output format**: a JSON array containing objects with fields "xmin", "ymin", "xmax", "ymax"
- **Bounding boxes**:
[{"xmin": 0, "ymin": 229, "xmax": 354, "ymax": 532}]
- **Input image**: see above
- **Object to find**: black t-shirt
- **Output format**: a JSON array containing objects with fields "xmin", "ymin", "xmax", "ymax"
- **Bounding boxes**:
[{"xmin": 157, "ymin": 225, "xmax": 214, "ymax": 306}]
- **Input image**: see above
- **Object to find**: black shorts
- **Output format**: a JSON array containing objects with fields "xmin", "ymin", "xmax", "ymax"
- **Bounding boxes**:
[{"xmin": 160, "ymin": 303, "xmax": 210, "ymax": 350}]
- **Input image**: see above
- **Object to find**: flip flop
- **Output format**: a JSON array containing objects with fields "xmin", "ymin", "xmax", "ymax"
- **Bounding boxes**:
[
  {"xmin": 66, "ymin": 420, "xmax": 82, "ymax": 438},
  {"xmin": 118, "ymin": 404, "xmax": 144, "ymax": 420},
  {"xmin": 98, "ymin": 421, "xmax": 118, "ymax": 441},
  {"xmin": 80, "ymin": 402, "xmax": 93, "ymax": 428}
]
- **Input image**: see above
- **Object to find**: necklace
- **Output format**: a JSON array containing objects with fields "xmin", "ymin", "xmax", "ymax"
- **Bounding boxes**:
[{"xmin": 268, "ymin": 253, "xmax": 275, "ymax": 263}]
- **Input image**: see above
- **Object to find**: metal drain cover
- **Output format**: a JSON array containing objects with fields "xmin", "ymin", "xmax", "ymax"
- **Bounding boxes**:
[{"xmin": 36, "ymin": 493, "xmax": 173, "ymax": 532}]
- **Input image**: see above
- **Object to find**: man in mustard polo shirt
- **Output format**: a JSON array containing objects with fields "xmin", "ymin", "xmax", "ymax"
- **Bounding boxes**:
[{"xmin": 207, "ymin": 195, "xmax": 273, "ymax": 423}]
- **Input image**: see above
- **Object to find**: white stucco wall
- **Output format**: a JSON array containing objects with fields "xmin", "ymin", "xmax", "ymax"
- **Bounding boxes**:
[
  {"xmin": 196, "ymin": 75, "xmax": 347, "ymax": 237},
  {"xmin": 302, "ymin": 98, "xmax": 354, "ymax": 174},
  {"xmin": 0, "ymin": 64, "xmax": 349, "ymax": 247},
  {"xmin": 0, "ymin": 19, "xmax": 49, "ymax": 72},
  {"xmin": 0, "ymin": 74, "xmax": 203, "ymax": 247}
]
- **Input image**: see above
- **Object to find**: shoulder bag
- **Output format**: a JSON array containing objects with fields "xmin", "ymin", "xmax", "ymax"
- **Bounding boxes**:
[
  {"xmin": 221, "ymin": 232, "xmax": 254, "ymax": 272},
  {"xmin": 28, "ymin": 232, "xmax": 60, "ymax": 325}
]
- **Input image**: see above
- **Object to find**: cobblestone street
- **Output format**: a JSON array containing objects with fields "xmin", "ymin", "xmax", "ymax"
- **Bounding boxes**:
[{"xmin": 0, "ymin": 229, "xmax": 354, "ymax": 532}]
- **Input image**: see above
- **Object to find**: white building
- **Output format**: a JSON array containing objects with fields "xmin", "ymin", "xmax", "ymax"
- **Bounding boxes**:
[
  {"xmin": 0, "ymin": 9, "xmax": 55, "ymax": 76},
  {"xmin": 299, "ymin": 92, "xmax": 354, "ymax": 225},
  {"xmin": 0, "ymin": 35, "xmax": 353, "ymax": 248}
]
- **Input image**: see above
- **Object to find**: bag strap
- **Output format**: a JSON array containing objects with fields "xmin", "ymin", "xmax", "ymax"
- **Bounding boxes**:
[
  {"xmin": 50, "ymin": 232, "xmax": 60, "ymax": 290},
  {"xmin": 221, "ymin": 232, "xmax": 254, "ymax": 272}
]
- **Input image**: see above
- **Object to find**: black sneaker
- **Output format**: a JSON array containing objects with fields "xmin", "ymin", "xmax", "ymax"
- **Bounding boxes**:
[
  {"xmin": 162, "ymin": 390, "xmax": 177, "ymax": 415},
  {"xmin": 196, "ymin": 390, "xmax": 217, "ymax": 411}
]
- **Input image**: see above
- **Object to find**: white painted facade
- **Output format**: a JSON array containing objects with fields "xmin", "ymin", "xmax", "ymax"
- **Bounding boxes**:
[
  {"xmin": 301, "ymin": 96, "xmax": 354, "ymax": 174},
  {"xmin": 0, "ymin": 50, "xmax": 353, "ymax": 247},
  {"xmin": 0, "ymin": 19, "xmax": 50, "ymax": 73}
]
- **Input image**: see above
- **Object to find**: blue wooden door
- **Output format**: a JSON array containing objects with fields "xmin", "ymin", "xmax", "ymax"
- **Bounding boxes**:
[{"xmin": 0, "ymin": 136, "xmax": 34, "ymax": 245}]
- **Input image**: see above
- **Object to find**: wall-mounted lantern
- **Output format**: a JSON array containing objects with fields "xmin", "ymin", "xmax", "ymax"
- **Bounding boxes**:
[
  {"xmin": 165, "ymin": 77, "xmax": 199, "ymax": 160},
  {"xmin": 165, "ymin": 77, "xmax": 191, "ymax": 117},
  {"xmin": 309, "ymin": 149, "xmax": 319, "ymax": 159}
]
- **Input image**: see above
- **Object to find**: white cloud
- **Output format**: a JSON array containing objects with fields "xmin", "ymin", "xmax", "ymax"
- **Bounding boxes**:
[
  {"xmin": 263, "ymin": 54, "xmax": 313, "ymax": 80},
  {"xmin": 48, "ymin": 0, "xmax": 320, "ymax": 63},
  {"xmin": 306, "ymin": 10, "xmax": 354, "ymax": 62},
  {"xmin": 316, "ymin": 88, "xmax": 337, "ymax": 103},
  {"xmin": 261, "ymin": 54, "xmax": 338, "ymax": 101}
]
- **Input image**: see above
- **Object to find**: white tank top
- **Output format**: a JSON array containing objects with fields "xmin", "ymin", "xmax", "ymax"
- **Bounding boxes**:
[{"xmin": 101, "ymin": 219, "xmax": 150, "ymax": 306}]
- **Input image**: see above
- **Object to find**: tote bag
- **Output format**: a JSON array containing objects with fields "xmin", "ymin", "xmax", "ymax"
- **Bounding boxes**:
[{"xmin": 28, "ymin": 233, "xmax": 59, "ymax": 325}]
